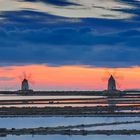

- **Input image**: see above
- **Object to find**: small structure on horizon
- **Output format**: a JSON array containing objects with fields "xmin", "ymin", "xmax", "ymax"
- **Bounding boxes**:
[
  {"xmin": 108, "ymin": 75, "xmax": 116, "ymax": 92},
  {"xmin": 21, "ymin": 79, "xmax": 29, "ymax": 91},
  {"xmin": 18, "ymin": 78, "xmax": 33, "ymax": 94}
]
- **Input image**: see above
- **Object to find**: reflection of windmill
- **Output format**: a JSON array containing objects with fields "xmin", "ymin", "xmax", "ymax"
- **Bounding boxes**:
[
  {"xmin": 102, "ymin": 70, "xmax": 124, "ymax": 91},
  {"xmin": 19, "ymin": 72, "xmax": 34, "ymax": 91}
]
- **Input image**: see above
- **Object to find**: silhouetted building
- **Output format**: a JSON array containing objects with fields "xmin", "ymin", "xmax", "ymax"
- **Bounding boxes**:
[
  {"xmin": 108, "ymin": 75, "xmax": 116, "ymax": 91},
  {"xmin": 21, "ymin": 79, "xmax": 29, "ymax": 91}
]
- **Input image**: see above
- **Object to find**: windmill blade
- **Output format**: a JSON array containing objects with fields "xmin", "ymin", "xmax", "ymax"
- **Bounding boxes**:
[
  {"xmin": 101, "ymin": 77, "xmax": 108, "ymax": 82},
  {"xmin": 116, "ymin": 81, "xmax": 122, "ymax": 89},
  {"xmin": 115, "ymin": 75, "xmax": 124, "ymax": 80},
  {"xmin": 18, "ymin": 75, "xmax": 23, "ymax": 80},
  {"xmin": 101, "ymin": 69, "xmax": 124, "ymax": 90},
  {"xmin": 22, "ymin": 71, "xmax": 26, "ymax": 79},
  {"xmin": 102, "ymin": 70, "xmax": 112, "ymax": 82},
  {"xmin": 18, "ymin": 72, "xmax": 27, "ymax": 80},
  {"xmin": 27, "ymin": 73, "xmax": 35, "ymax": 85},
  {"xmin": 18, "ymin": 72, "xmax": 35, "ymax": 85},
  {"xmin": 27, "ymin": 73, "xmax": 32, "ymax": 80},
  {"xmin": 29, "ymin": 79, "xmax": 35, "ymax": 85},
  {"xmin": 112, "ymin": 70, "xmax": 117, "ymax": 75},
  {"xmin": 104, "ymin": 70, "xmax": 111, "ymax": 76}
]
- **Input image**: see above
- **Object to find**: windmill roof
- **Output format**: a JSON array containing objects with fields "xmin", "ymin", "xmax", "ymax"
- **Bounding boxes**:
[
  {"xmin": 109, "ymin": 75, "xmax": 115, "ymax": 80},
  {"xmin": 23, "ymin": 79, "xmax": 28, "ymax": 82}
]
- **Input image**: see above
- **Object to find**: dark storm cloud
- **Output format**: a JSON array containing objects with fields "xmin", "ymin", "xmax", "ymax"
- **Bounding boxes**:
[
  {"xmin": 0, "ymin": 0, "xmax": 139, "ymax": 68},
  {"xmin": 0, "ymin": 24, "xmax": 140, "ymax": 67},
  {"xmin": 18, "ymin": 0, "xmax": 79, "ymax": 6}
]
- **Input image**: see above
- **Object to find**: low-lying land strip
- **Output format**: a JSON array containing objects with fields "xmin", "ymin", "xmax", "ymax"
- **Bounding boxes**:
[{"xmin": 0, "ymin": 106, "xmax": 140, "ymax": 117}]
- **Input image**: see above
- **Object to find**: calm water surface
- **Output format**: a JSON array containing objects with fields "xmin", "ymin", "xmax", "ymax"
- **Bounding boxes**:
[
  {"xmin": 0, "ymin": 135, "xmax": 140, "ymax": 140},
  {"xmin": 0, "ymin": 117, "xmax": 140, "ymax": 129}
]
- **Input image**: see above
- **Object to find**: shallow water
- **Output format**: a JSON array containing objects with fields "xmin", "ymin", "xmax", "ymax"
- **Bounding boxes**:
[
  {"xmin": 1, "ymin": 135, "xmax": 140, "ymax": 140},
  {"xmin": 0, "ymin": 94, "xmax": 140, "ymax": 107},
  {"xmin": 0, "ymin": 117, "xmax": 140, "ymax": 129},
  {"xmin": 0, "ymin": 95, "xmax": 105, "ymax": 100}
]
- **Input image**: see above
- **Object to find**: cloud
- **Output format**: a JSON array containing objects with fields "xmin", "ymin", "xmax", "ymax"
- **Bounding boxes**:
[
  {"xmin": 0, "ymin": 0, "xmax": 136, "ymax": 19},
  {"xmin": 0, "ymin": 1, "xmax": 139, "ymax": 68},
  {"xmin": 19, "ymin": 0, "xmax": 79, "ymax": 6},
  {"xmin": 0, "ymin": 25, "xmax": 140, "ymax": 68},
  {"xmin": 1, "ymin": 26, "xmax": 139, "ymax": 46},
  {"xmin": 0, "ymin": 76, "xmax": 15, "ymax": 81}
]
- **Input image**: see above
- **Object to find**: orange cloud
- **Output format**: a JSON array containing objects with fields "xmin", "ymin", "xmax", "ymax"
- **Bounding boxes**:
[{"xmin": 0, "ymin": 65, "xmax": 139, "ymax": 91}]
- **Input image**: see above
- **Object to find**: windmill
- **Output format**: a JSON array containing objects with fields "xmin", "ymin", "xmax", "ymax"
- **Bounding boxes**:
[
  {"xmin": 102, "ymin": 69, "xmax": 124, "ymax": 91},
  {"xmin": 18, "ymin": 72, "xmax": 35, "ymax": 91}
]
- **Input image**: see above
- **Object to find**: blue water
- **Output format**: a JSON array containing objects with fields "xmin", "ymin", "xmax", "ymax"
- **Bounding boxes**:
[
  {"xmin": 0, "ymin": 135, "xmax": 140, "ymax": 140},
  {"xmin": 0, "ymin": 117, "xmax": 140, "ymax": 129}
]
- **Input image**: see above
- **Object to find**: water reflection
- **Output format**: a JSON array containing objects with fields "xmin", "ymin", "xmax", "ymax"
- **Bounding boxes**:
[{"xmin": 0, "ymin": 95, "xmax": 105, "ymax": 100}]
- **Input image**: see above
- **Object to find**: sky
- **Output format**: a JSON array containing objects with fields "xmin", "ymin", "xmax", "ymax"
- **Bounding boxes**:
[{"xmin": 0, "ymin": 0, "xmax": 140, "ymax": 90}]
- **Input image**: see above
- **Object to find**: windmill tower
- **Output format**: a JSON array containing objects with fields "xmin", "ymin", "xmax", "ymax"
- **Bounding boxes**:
[
  {"xmin": 108, "ymin": 75, "xmax": 116, "ymax": 91},
  {"xmin": 19, "ymin": 72, "xmax": 34, "ymax": 93},
  {"xmin": 21, "ymin": 79, "xmax": 29, "ymax": 91}
]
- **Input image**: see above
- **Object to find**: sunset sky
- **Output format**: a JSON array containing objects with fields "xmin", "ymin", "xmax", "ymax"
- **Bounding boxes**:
[{"xmin": 0, "ymin": 0, "xmax": 140, "ymax": 90}]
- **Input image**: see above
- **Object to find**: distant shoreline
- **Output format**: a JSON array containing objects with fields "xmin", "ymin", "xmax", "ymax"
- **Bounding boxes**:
[
  {"xmin": 0, "ymin": 106, "xmax": 140, "ymax": 117},
  {"xmin": 1, "ymin": 114, "xmax": 140, "ymax": 118},
  {"xmin": 0, "ymin": 90, "xmax": 140, "ymax": 98},
  {"xmin": 0, "ymin": 90, "xmax": 139, "ymax": 96}
]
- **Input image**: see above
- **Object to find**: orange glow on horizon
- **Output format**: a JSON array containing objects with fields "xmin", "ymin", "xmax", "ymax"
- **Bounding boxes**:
[{"xmin": 0, "ymin": 65, "xmax": 140, "ymax": 91}]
